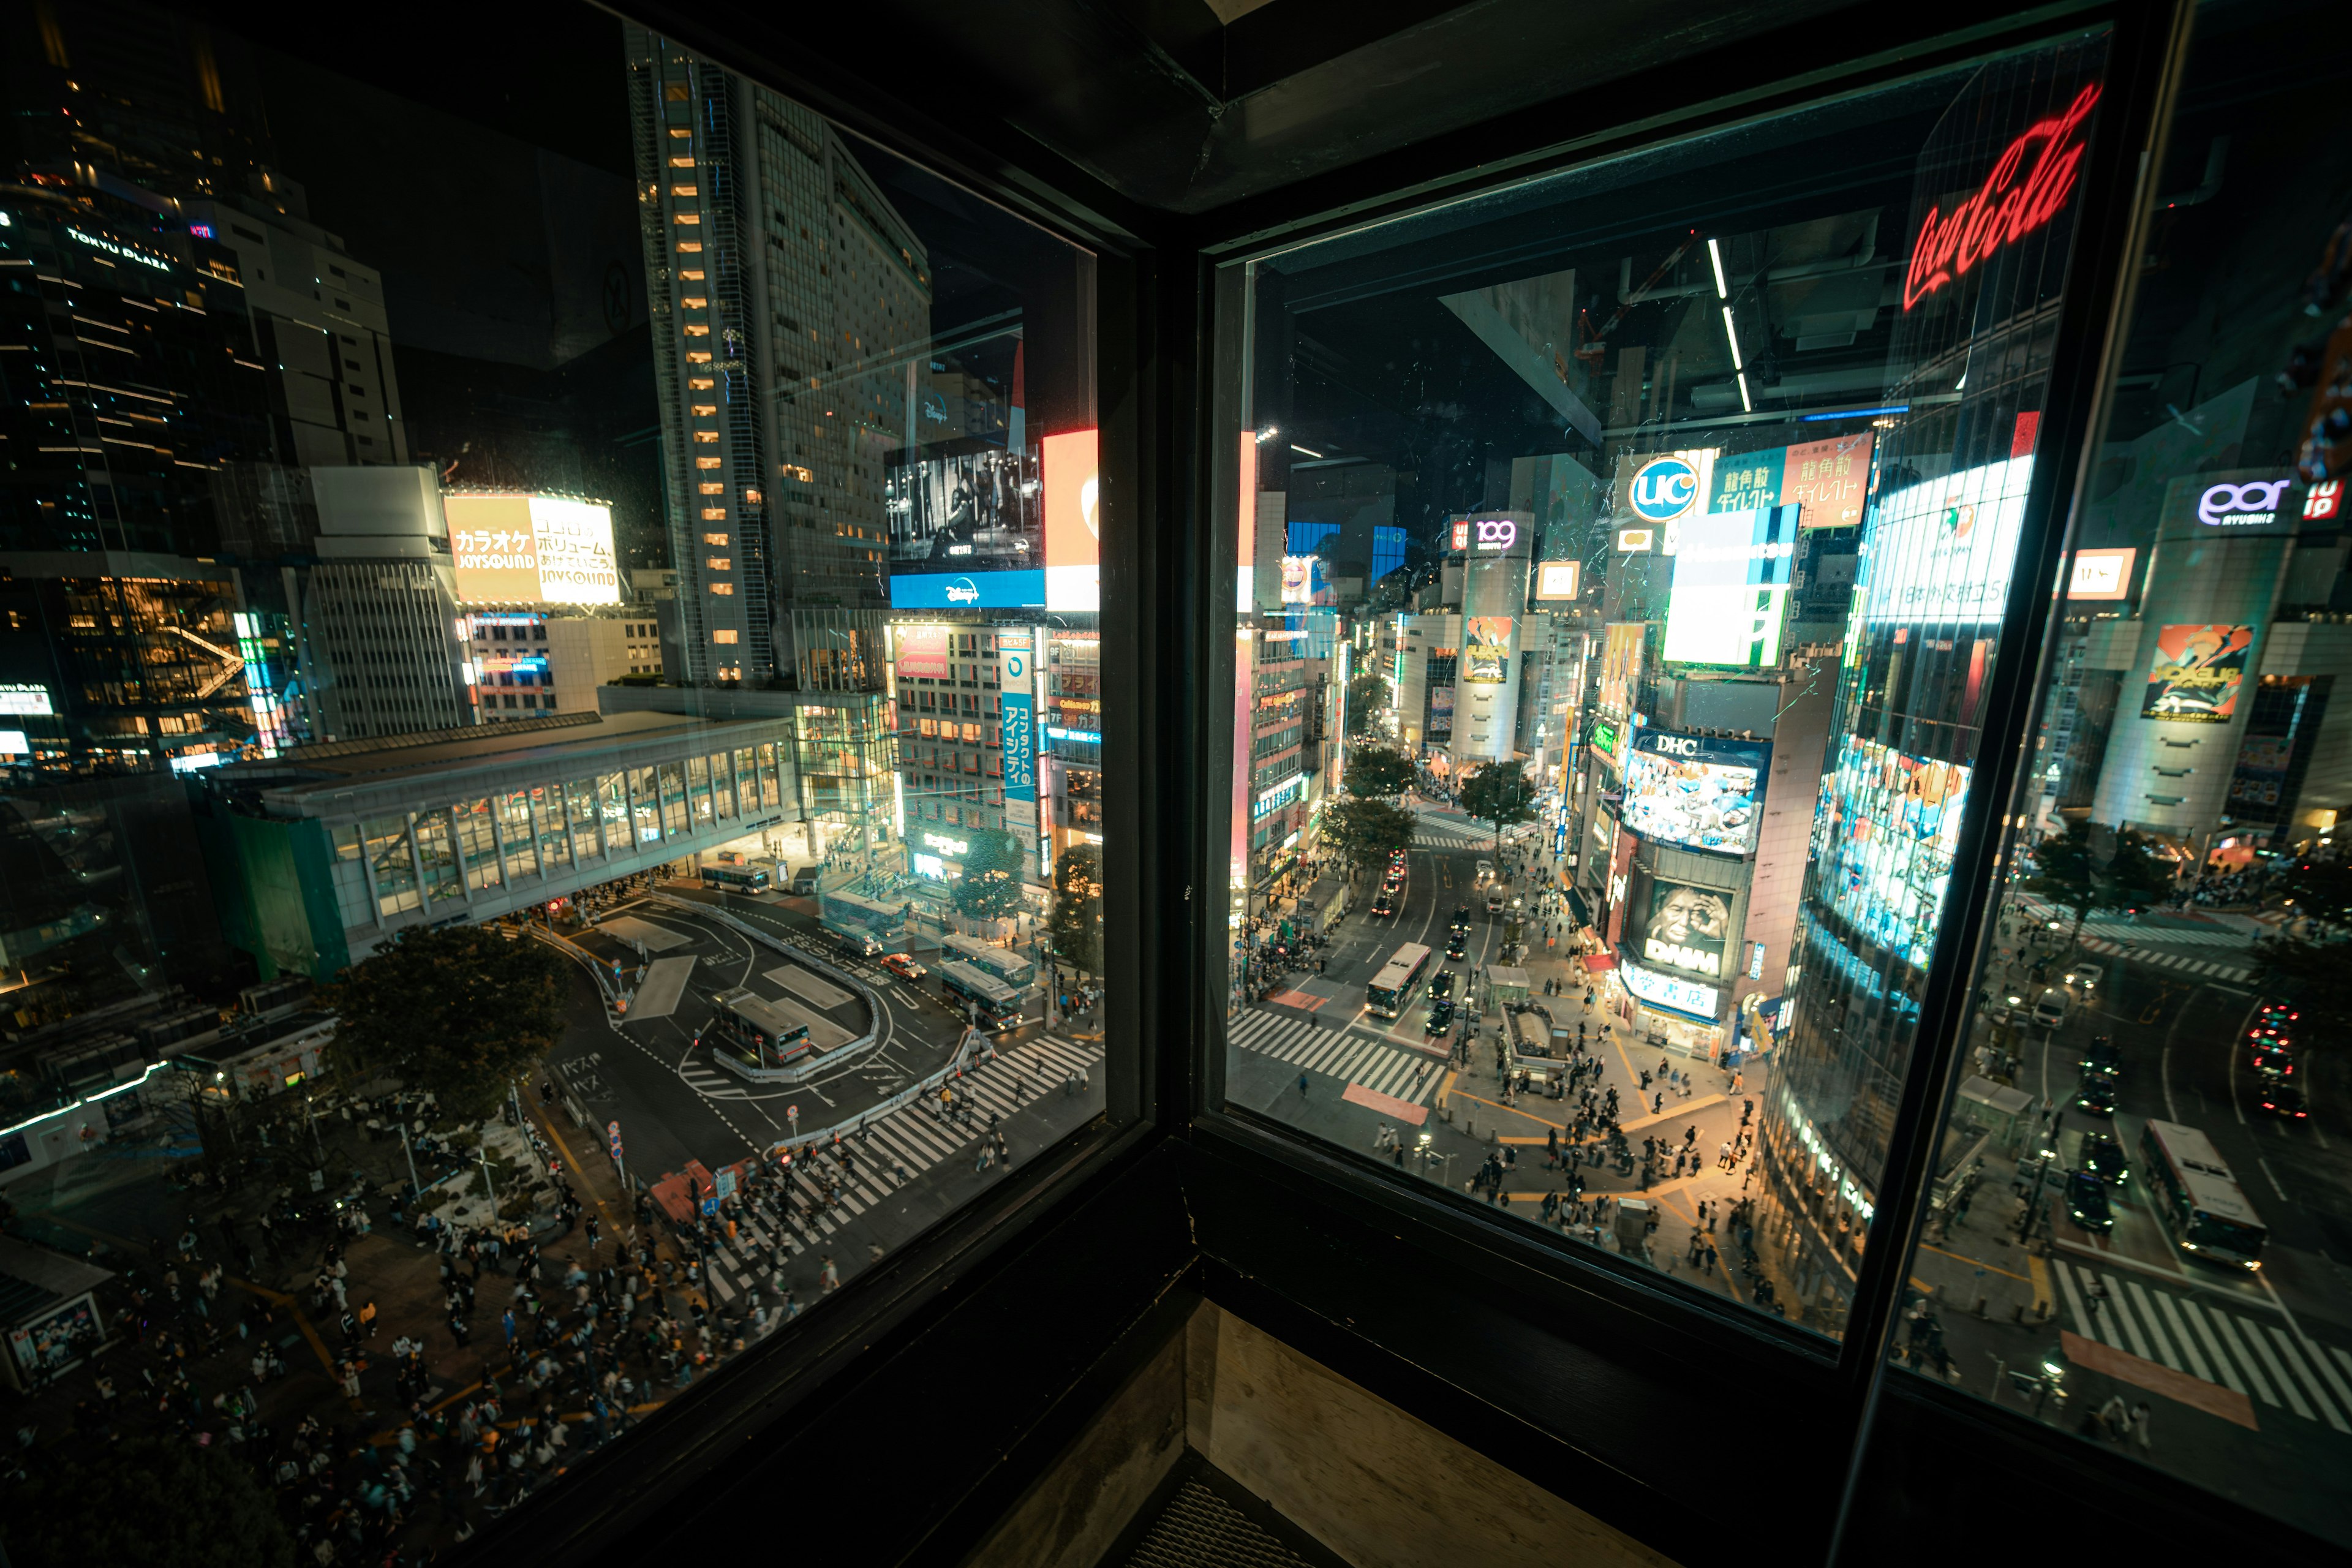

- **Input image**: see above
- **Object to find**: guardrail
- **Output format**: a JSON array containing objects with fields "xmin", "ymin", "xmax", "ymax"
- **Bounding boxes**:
[
  {"xmin": 645, "ymin": 891, "xmax": 888, "ymax": 1082},
  {"xmin": 526, "ymin": 925, "xmax": 626, "ymax": 1022}
]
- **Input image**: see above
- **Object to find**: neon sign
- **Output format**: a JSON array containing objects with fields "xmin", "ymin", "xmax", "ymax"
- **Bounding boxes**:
[{"xmin": 1903, "ymin": 81, "xmax": 2100, "ymax": 311}]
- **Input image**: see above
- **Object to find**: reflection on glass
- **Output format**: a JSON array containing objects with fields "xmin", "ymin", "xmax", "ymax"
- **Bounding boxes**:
[
  {"xmin": 1888, "ymin": 2, "xmax": 2352, "ymax": 1546},
  {"xmin": 0, "ymin": 2, "xmax": 1102, "ymax": 1551},
  {"xmin": 1221, "ymin": 34, "xmax": 2108, "ymax": 1324}
]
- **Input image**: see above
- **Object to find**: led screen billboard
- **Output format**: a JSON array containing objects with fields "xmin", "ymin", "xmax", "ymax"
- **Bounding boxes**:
[
  {"xmin": 1463, "ymin": 616, "xmax": 1513, "ymax": 683},
  {"xmin": 1620, "ymin": 729, "xmax": 1768, "ymax": 856},
  {"xmin": 2142, "ymin": 623, "xmax": 2252, "ymax": 723},
  {"xmin": 1661, "ymin": 504, "xmax": 1800, "ymax": 668},
  {"xmin": 1044, "ymin": 428, "xmax": 1099, "ymax": 611},
  {"xmin": 887, "ymin": 447, "xmax": 1042, "ymax": 609},
  {"xmin": 1643, "ymin": 880, "xmax": 1733, "ymax": 978},
  {"xmin": 894, "ymin": 623, "xmax": 951, "ymax": 680},
  {"xmin": 1817, "ymin": 736, "xmax": 1970, "ymax": 969},
  {"xmin": 446, "ymin": 494, "xmax": 622, "ymax": 606},
  {"xmin": 1856, "ymin": 456, "xmax": 2032, "ymax": 624}
]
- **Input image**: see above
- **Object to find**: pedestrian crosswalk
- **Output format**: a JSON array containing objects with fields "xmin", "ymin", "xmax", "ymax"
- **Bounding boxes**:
[
  {"xmin": 680, "ymin": 1060, "xmax": 748, "ymax": 1101},
  {"xmin": 1412, "ymin": 819, "xmax": 1493, "ymax": 850},
  {"xmin": 2073, "ymin": 934, "xmax": 2253, "ymax": 984},
  {"xmin": 688, "ymin": 1035, "xmax": 1104, "ymax": 1304},
  {"xmin": 1226, "ymin": 1005, "xmax": 1446, "ymax": 1105},
  {"xmin": 2053, "ymin": 1258, "xmax": 2352, "ymax": 1432}
]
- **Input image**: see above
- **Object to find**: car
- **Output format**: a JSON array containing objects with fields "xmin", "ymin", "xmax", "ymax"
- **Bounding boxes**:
[
  {"xmin": 1485, "ymin": 893, "xmax": 1506, "ymax": 914},
  {"xmin": 2032, "ymin": 989, "xmax": 2068, "ymax": 1028},
  {"xmin": 835, "ymin": 932, "xmax": 884, "ymax": 959},
  {"xmin": 2260, "ymin": 1001, "xmax": 2299, "ymax": 1027},
  {"xmin": 1445, "ymin": 932, "xmax": 1469, "ymax": 960},
  {"xmin": 2249, "ymin": 1038, "xmax": 2297, "ymax": 1077},
  {"xmin": 1450, "ymin": 907, "xmax": 1472, "ymax": 935},
  {"xmin": 2258, "ymin": 1077, "xmax": 2310, "ymax": 1119},
  {"xmin": 880, "ymin": 953, "xmax": 927, "ymax": 981},
  {"xmin": 2066, "ymin": 960, "xmax": 2104, "ymax": 992},
  {"xmin": 1424, "ymin": 1000, "xmax": 1456, "ymax": 1035},
  {"xmin": 2073, "ymin": 1072, "xmax": 2116, "ymax": 1117},
  {"xmin": 1371, "ymin": 893, "xmax": 1397, "ymax": 918},
  {"xmin": 1474, "ymin": 859, "xmax": 1495, "ymax": 884},
  {"xmin": 2078, "ymin": 1130, "xmax": 2129, "ymax": 1186},
  {"xmin": 1428, "ymin": 971, "xmax": 1457, "ymax": 1001},
  {"xmin": 2064, "ymin": 1170, "xmax": 2115, "ymax": 1232},
  {"xmin": 1382, "ymin": 870, "xmax": 1407, "ymax": 892},
  {"xmin": 2079, "ymin": 1036, "xmax": 2122, "ymax": 1078}
]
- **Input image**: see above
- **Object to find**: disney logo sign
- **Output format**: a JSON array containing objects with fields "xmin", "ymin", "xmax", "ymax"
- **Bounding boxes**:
[{"xmin": 2198, "ymin": 479, "xmax": 2291, "ymax": 527}]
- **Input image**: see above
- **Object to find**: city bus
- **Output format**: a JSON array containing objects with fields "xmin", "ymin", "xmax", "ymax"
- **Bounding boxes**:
[
  {"xmin": 706, "ymin": 987, "xmax": 813, "ymax": 1072},
  {"xmin": 1366, "ymin": 943, "xmax": 1433, "ymax": 1019},
  {"xmin": 820, "ymin": 888, "xmax": 908, "ymax": 948},
  {"xmin": 700, "ymin": 864, "xmax": 772, "ymax": 893},
  {"xmin": 940, "ymin": 961, "xmax": 1025, "ymax": 1031},
  {"xmin": 940, "ymin": 932, "xmax": 1037, "ymax": 989},
  {"xmin": 2138, "ymin": 1118, "xmax": 2267, "ymax": 1270}
]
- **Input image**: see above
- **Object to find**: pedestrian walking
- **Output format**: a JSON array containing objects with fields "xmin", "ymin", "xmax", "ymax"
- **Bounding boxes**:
[{"xmin": 819, "ymin": 1255, "xmax": 840, "ymax": 1294}]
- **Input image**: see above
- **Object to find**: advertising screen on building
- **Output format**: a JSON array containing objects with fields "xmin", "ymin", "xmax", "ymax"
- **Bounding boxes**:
[
  {"xmin": 1588, "ymin": 717, "xmax": 1620, "ymax": 771},
  {"xmin": 886, "ymin": 447, "xmax": 1043, "ymax": 609},
  {"xmin": 1643, "ymin": 880, "xmax": 1733, "ymax": 978},
  {"xmin": 1620, "ymin": 730, "xmax": 1768, "ymax": 856},
  {"xmin": 1280, "ymin": 555, "xmax": 1315, "ymax": 604},
  {"xmin": 446, "ymin": 494, "xmax": 622, "ymax": 605},
  {"xmin": 1618, "ymin": 956, "xmax": 1720, "ymax": 1020},
  {"xmin": 894, "ymin": 623, "xmax": 951, "ymax": 680},
  {"xmin": 1710, "ymin": 432, "xmax": 1875, "ymax": 527},
  {"xmin": 2066, "ymin": 546, "xmax": 2136, "ymax": 600},
  {"xmin": 1597, "ymin": 622, "xmax": 1644, "ymax": 717},
  {"xmin": 0, "ymin": 684, "xmax": 55, "ymax": 716},
  {"xmin": 1462, "ymin": 616, "xmax": 1513, "ymax": 683},
  {"xmin": 2142, "ymin": 623, "xmax": 2253, "ymax": 723},
  {"xmin": 1817, "ymin": 736, "xmax": 1971, "ymax": 969},
  {"xmin": 1533, "ymin": 560, "xmax": 1581, "ymax": 601},
  {"xmin": 1660, "ymin": 504, "xmax": 1800, "ymax": 668},
  {"xmin": 997, "ymin": 629, "xmax": 1037, "ymax": 805},
  {"xmin": 1043, "ymin": 428, "xmax": 1099, "ymax": 611},
  {"xmin": 1855, "ymin": 456, "xmax": 2032, "ymax": 624},
  {"xmin": 1426, "ymin": 683, "xmax": 1455, "ymax": 740}
]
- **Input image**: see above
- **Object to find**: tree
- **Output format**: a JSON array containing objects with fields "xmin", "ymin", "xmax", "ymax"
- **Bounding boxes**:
[
  {"xmin": 951, "ymin": 827, "xmax": 1028, "ymax": 924},
  {"xmin": 7, "ymin": 1434, "xmax": 295, "ymax": 1568},
  {"xmin": 1345, "ymin": 671, "xmax": 1392, "ymax": 736},
  {"xmin": 1321, "ymin": 797, "xmax": 1417, "ymax": 876},
  {"xmin": 1050, "ymin": 842, "xmax": 1104, "ymax": 976},
  {"xmin": 1343, "ymin": 744, "xmax": 1415, "ymax": 799},
  {"xmin": 1458, "ymin": 762, "xmax": 1539, "ymax": 851},
  {"xmin": 2021, "ymin": 820, "xmax": 2175, "ymax": 943},
  {"xmin": 315, "ymin": 925, "xmax": 565, "ymax": 1120}
]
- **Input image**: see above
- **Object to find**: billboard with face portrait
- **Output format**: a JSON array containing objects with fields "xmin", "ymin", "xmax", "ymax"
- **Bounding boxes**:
[{"xmin": 1644, "ymin": 880, "xmax": 1734, "ymax": 978}]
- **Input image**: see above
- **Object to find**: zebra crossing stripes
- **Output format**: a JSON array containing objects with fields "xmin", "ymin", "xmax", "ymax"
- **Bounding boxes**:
[
  {"xmin": 1227, "ymin": 1005, "xmax": 1445, "ymax": 1105},
  {"xmin": 2053, "ymin": 1259, "xmax": 2352, "ymax": 1432},
  {"xmin": 2073, "ymin": 935, "xmax": 2252, "ymax": 983},
  {"xmin": 693, "ymin": 1035, "xmax": 1105, "ymax": 1303},
  {"xmin": 680, "ymin": 1060, "xmax": 752, "ymax": 1101}
]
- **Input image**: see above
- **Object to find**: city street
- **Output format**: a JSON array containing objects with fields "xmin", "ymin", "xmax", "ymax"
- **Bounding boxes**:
[{"xmin": 1909, "ymin": 908, "xmax": 2352, "ymax": 1544}]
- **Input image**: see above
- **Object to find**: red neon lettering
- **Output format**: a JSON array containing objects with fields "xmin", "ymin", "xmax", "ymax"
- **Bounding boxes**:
[{"xmin": 1903, "ymin": 82, "xmax": 2101, "ymax": 311}]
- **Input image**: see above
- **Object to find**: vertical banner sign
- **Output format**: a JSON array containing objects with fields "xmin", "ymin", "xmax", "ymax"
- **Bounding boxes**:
[{"xmin": 998, "ymin": 630, "xmax": 1036, "ymax": 803}]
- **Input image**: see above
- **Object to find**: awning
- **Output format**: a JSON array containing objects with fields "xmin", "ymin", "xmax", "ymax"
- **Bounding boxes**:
[{"xmin": 1580, "ymin": 952, "xmax": 1616, "ymax": 972}]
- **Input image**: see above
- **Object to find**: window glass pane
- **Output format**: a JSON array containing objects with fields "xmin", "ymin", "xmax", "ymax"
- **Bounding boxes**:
[
  {"xmin": 0, "ymin": 2, "xmax": 1112, "ymax": 1525},
  {"xmin": 1880, "ymin": 4, "xmax": 2352, "ymax": 1542},
  {"xmin": 1218, "ymin": 34, "xmax": 2110, "ymax": 1328}
]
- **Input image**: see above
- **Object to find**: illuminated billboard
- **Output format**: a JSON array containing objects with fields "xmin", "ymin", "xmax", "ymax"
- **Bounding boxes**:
[
  {"xmin": 1661, "ymin": 504, "xmax": 1800, "ymax": 668},
  {"xmin": 1618, "ymin": 957, "xmax": 1720, "ymax": 1020},
  {"xmin": 1597, "ymin": 622, "xmax": 1643, "ymax": 717},
  {"xmin": 1463, "ymin": 616, "xmax": 1513, "ymax": 684},
  {"xmin": 2066, "ymin": 546, "xmax": 2136, "ymax": 601},
  {"xmin": 1044, "ymin": 428, "xmax": 1099, "ymax": 612},
  {"xmin": 446, "ymin": 494, "xmax": 622, "ymax": 605},
  {"xmin": 0, "ymin": 684, "xmax": 55, "ymax": 716},
  {"xmin": 2142, "ymin": 624, "xmax": 2252, "ymax": 724},
  {"xmin": 1533, "ymin": 560, "xmax": 1581, "ymax": 601},
  {"xmin": 1620, "ymin": 729, "xmax": 1768, "ymax": 856},
  {"xmin": 886, "ymin": 447, "xmax": 1040, "ymax": 611},
  {"xmin": 1710, "ymin": 432, "xmax": 1875, "ymax": 528},
  {"xmin": 1856, "ymin": 456, "xmax": 2032, "ymax": 624},
  {"xmin": 1817, "ymin": 737, "xmax": 1971, "ymax": 969},
  {"xmin": 1280, "ymin": 555, "xmax": 1315, "ymax": 605},
  {"xmin": 894, "ymin": 623, "xmax": 952, "ymax": 680},
  {"xmin": 1644, "ymin": 880, "xmax": 1733, "ymax": 978}
]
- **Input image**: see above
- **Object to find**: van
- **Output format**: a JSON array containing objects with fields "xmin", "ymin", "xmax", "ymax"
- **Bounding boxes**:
[
  {"xmin": 1475, "ymin": 859, "xmax": 1495, "ymax": 884},
  {"xmin": 2032, "ymin": 989, "xmax": 2068, "ymax": 1028},
  {"xmin": 835, "ymin": 932, "xmax": 884, "ymax": 960}
]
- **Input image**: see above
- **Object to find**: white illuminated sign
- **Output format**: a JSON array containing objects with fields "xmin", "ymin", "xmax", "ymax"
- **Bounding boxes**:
[
  {"xmin": 0, "ymin": 729, "xmax": 28, "ymax": 755},
  {"xmin": 0, "ymin": 685, "xmax": 55, "ymax": 716},
  {"xmin": 1618, "ymin": 957, "xmax": 1719, "ymax": 1019},
  {"xmin": 921, "ymin": 831, "xmax": 970, "ymax": 857}
]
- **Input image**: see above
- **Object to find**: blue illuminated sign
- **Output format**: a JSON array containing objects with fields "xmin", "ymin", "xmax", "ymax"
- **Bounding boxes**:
[
  {"xmin": 889, "ymin": 569, "xmax": 1046, "ymax": 609},
  {"xmin": 1001, "ymin": 692, "xmax": 1035, "ymax": 802}
]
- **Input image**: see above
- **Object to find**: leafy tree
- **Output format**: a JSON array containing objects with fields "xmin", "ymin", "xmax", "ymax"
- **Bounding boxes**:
[
  {"xmin": 1343, "ymin": 744, "xmax": 1415, "ymax": 799},
  {"xmin": 1345, "ymin": 671, "xmax": 1392, "ymax": 736},
  {"xmin": 2273, "ymin": 853, "xmax": 2352, "ymax": 936},
  {"xmin": 7, "ymin": 1434, "xmax": 295, "ymax": 1568},
  {"xmin": 1458, "ymin": 762, "xmax": 1540, "ymax": 851},
  {"xmin": 2021, "ymin": 820, "xmax": 2175, "ymax": 943},
  {"xmin": 1321, "ymin": 797, "xmax": 1417, "ymax": 876},
  {"xmin": 951, "ymin": 827, "xmax": 1028, "ymax": 924},
  {"xmin": 1050, "ymin": 842, "xmax": 1104, "ymax": 976},
  {"xmin": 316, "ymin": 925, "xmax": 565, "ymax": 1119}
]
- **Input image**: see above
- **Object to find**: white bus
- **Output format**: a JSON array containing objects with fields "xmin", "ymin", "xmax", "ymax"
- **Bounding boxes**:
[
  {"xmin": 940, "ymin": 961, "xmax": 1025, "ymax": 1031},
  {"xmin": 2138, "ymin": 1118, "xmax": 2267, "ymax": 1270},
  {"xmin": 940, "ymin": 932, "xmax": 1036, "ymax": 989},
  {"xmin": 1366, "ymin": 943, "xmax": 1433, "ymax": 1019}
]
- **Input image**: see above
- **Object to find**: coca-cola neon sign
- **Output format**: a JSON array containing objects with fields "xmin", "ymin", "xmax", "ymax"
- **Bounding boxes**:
[{"xmin": 1903, "ymin": 81, "xmax": 2101, "ymax": 311}]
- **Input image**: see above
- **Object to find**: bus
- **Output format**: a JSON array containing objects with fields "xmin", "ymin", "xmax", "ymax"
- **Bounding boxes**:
[
  {"xmin": 2138, "ymin": 1118, "xmax": 2267, "ymax": 1270},
  {"xmin": 1366, "ymin": 943, "xmax": 1433, "ymax": 1019},
  {"xmin": 821, "ymin": 888, "xmax": 908, "ymax": 948},
  {"xmin": 940, "ymin": 932, "xmax": 1036, "ymax": 989},
  {"xmin": 701, "ymin": 864, "xmax": 772, "ymax": 893},
  {"xmin": 940, "ymin": 961, "xmax": 1025, "ymax": 1031},
  {"xmin": 706, "ymin": 987, "xmax": 813, "ymax": 1073}
]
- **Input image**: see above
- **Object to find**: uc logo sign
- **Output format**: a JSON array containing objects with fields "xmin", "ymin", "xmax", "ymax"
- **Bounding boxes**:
[{"xmin": 1630, "ymin": 456, "xmax": 1700, "ymax": 522}]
